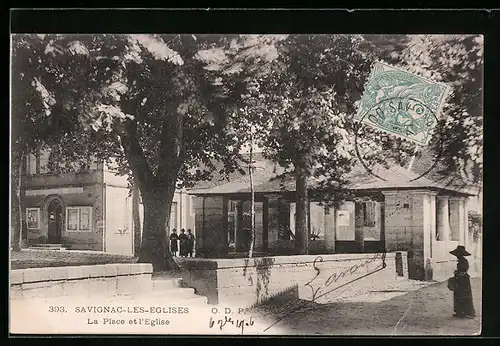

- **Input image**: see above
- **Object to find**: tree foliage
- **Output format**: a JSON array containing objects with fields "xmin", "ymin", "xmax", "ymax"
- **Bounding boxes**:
[
  {"xmin": 362, "ymin": 34, "xmax": 483, "ymax": 186},
  {"xmin": 11, "ymin": 33, "xmax": 483, "ymax": 261},
  {"xmin": 11, "ymin": 34, "xmax": 289, "ymax": 268},
  {"xmin": 199, "ymin": 34, "xmax": 483, "ymax": 254}
]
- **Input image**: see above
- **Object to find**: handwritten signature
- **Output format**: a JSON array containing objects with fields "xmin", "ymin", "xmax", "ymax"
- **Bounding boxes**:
[
  {"xmin": 209, "ymin": 315, "xmax": 255, "ymax": 334},
  {"xmin": 263, "ymin": 251, "xmax": 387, "ymax": 332},
  {"xmin": 305, "ymin": 252, "xmax": 387, "ymax": 302}
]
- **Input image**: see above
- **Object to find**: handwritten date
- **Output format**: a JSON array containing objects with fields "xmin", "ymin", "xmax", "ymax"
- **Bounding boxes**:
[{"xmin": 209, "ymin": 315, "xmax": 255, "ymax": 334}]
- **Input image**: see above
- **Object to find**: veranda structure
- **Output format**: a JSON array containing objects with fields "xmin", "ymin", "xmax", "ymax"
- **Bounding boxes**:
[{"xmin": 187, "ymin": 155, "xmax": 477, "ymax": 280}]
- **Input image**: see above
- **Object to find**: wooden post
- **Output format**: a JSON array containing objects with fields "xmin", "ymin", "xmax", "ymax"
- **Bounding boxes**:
[
  {"xmin": 355, "ymin": 201, "xmax": 365, "ymax": 253},
  {"xmin": 236, "ymin": 200, "xmax": 244, "ymax": 252},
  {"xmin": 222, "ymin": 196, "xmax": 229, "ymax": 257}
]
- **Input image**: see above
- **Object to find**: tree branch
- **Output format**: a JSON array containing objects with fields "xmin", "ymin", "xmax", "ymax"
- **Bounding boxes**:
[{"xmin": 117, "ymin": 119, "xmax": 153, "ymax": 191}]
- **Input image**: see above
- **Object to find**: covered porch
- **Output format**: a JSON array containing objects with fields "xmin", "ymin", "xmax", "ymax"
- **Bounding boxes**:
[
  {"xmin": 186, "ymin": 155, "xmax": 478, "ymax": 280},
  {"xmin": 190, "ymin": 191, "xmax": 386, "ymax": 258}
]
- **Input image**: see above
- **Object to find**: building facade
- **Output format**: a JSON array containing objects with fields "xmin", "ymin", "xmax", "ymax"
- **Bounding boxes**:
[{"xmin": 20, "ymin": 149, "xmax": 194, "ymax": 256}]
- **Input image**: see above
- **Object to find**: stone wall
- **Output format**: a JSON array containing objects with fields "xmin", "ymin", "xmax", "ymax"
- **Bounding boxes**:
[
  {"xmin": 10, "ymin": 264, "xmax": 153, "ymax": 300},
  {"xmin": 104, "ymin": 185, "xmax": 134, "ymax": 255},
  {"xmin": 383, "ymin": 190, "xmax": 433, "ymax": 280},
  {"xmin": 382, "ymin": 189, "xmax": 474, "ymax": 281},
  {"xmin": 202, "ymin": 196, "xmax": 227, "ymax": 257},
  {"xmin": 180, "ymin": 252, "xmax": 406, "ymax": 308}
]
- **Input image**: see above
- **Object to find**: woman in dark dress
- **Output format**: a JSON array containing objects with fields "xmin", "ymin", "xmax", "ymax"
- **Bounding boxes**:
[
  {"xmin": 169, "ymin": 229, "xmax": 178, "ymax": 257},
  {"xmin": 186, "ymin": 229, "xmax": 194, "ymax": 257},
  {"xmin": 178, "ymin": 229, "xmax": 188, "ymax": 257},
  {"xmin": 450, "ymin": 245, "xmax": 475, "ymax": 319}
]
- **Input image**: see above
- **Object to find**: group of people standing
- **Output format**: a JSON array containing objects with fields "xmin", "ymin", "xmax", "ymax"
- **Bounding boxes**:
[{"xmin": 169, "ymin": 229, "xmax": 194, "ymax": 257}]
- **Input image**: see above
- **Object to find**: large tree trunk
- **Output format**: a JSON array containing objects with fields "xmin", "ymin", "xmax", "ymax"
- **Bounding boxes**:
[
  {"xmin": 294, "ymin": 155, "xmax": 309, "ymax": 255},
  {"xmin": 11, "ymin": 149, "xmax": 25, "ymax": 252},
  {"xmin": 132, "ymin": 182, "xmax": 141, "ymax": 256},
  {"xmin": 119, "ymin": 114, "xmax": 184, "ymax": 273},
  {"xmin": 137, "ymin": 184, "xmax": 179, "ymax": 272}
]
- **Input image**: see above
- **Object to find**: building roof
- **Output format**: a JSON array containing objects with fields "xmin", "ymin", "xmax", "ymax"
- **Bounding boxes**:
[
  {"xmin": 187, "ymin": 154, "xmax": 477, "ymax": 196},
  {"xmin": 409, "ymin": 148, "xmax": 481, "ymax": 195}
]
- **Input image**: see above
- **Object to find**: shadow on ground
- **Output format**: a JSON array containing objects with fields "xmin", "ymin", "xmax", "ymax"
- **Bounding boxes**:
[{"xmin": 250, "ymin": 278, "xmax": 482, "ymax": 336}]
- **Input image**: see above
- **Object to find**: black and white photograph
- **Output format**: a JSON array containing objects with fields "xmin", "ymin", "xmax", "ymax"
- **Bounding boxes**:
[{"xmin": 9, "ymin": 21, "xmax": 484, "ymax": 335}]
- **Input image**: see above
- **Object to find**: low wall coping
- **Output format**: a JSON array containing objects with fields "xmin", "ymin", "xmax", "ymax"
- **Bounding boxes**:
[
  {"xmin": 180, "ymin": 252, "xmax": 400, "ymax": 270},
  {"xmin": 10, "ymin": 263, "xmax": 153, "ymax": 285}
]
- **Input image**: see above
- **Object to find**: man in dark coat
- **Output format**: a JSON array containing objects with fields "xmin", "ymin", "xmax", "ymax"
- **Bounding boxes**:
[
  {"xmin": 178, "ymin": 229, "xmax": 188, "ymax": 257},
  {"xmin": 169, "ymin": 229, "xmax": 178, "ymax": 257},
  {"xmin": 450, "ymin": 245, "xmax": 476, "ymax": 319},
  {"xmin": 186, "ymin": 229, "xmax": 194, "ymax": 257}
]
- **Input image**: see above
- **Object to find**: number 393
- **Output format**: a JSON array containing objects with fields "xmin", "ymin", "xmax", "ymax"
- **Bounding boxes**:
[{"xmin": 48, "ymin": 306, "xmax": 66, "ymax": 313}]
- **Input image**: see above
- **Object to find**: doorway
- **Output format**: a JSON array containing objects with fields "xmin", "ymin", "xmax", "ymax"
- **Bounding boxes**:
[{"xmin": 47, "ymin": 199, "xmax": 63, "ymax": 243}]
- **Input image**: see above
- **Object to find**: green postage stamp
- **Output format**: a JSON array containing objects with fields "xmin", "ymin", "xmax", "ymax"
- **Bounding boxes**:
[{"xmin": 354, "ymin": 62, "xmax": 450, "ymax": 146}]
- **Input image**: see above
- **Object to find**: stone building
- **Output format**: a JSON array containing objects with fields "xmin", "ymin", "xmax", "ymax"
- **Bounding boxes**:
[
  {"xmin": 19, "ymin": 149, "xmax": 194, "ymax": 255},
  {"xmin": 187, "ymin": 155, "xmax": 479, "ymax": 280},
  {"xmin": 18, "ymin": 147, "xmax": 480, "ymax": 280}
]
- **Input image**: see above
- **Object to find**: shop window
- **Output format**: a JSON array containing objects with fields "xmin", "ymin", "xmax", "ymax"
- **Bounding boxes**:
[
  {"xmin": 26, "ymin": 208, "xmax": 40, "ymax": 229},
  {"xmin": 66, "ymin": 206, "xmax": 92, "ymax": 232}
]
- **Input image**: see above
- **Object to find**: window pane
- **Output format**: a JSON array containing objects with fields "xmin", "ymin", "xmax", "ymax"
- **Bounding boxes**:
[
  {"xmin": 28, "ymin": 153, "xmax": 37, "ymax": 175},
  {"xmin": 337, "ymin": 210, "xmax": 351, "ymax": 226},
  {"xmin": 39, "ymin": 149, "xmax": 50, "ymax": 174},
  {"xmin": 336, "ymin": 202, "xmax": 355, "ymax": 241},
  {"xmin": 26, "ymin": 209, "xmax": 39, "ymax": 229},
  {"xmin": 79, "ymin": 208, "xmax": 90, "ymax": 230},
  {"xmin": 67, "ymin": 209, "xmax": 78, "ymax": 230},
  {"xmin": 364, "ymin": 202, "xmax": 381, "ymax": 241},
  {"xmin": 363, "ymin": 201, "xmax": 377, "ymax": 227},
  {"xmin": 310, "ymin": 202, "xmax": 325, "ymax": 240}
]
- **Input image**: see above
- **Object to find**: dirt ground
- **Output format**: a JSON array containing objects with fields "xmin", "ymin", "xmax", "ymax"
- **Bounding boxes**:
[
  {"xmin": 10, "ymin": 249, "xmax": 137, "ymax": 269},
  {"xmin": 253, "ymin": 278, "xmax": 482, "ymax": 336}
]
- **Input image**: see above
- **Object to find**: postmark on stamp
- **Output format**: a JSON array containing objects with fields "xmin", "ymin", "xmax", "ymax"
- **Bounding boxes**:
[{"xmin": 354, "ymin": 62, "xmax": 450, "ymax": 146}]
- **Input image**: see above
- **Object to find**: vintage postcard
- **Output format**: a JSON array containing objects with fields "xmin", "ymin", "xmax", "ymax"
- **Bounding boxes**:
[{"xmin": 9, "ymin": 32, "xmax": 483, "ymax": 336}]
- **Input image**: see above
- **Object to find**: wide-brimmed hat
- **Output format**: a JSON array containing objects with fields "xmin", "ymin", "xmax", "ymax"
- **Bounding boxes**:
[{"xmin": 449, "ymin": 245, "xmax": 471, "ymax": 257}]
